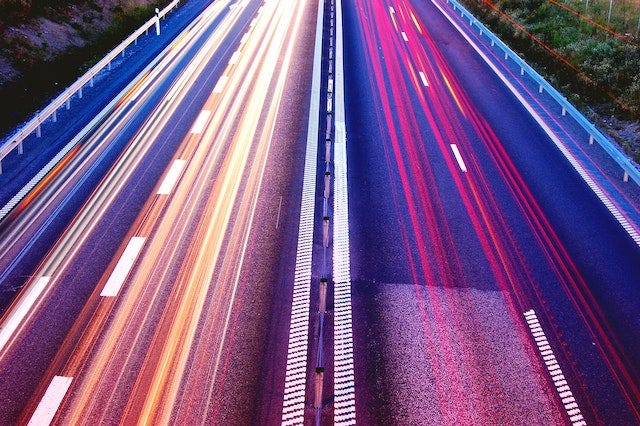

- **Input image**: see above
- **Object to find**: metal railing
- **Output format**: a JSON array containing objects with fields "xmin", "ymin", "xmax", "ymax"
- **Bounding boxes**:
[
  {"xmin": 444, "ymin": 0, "xmax": 640, "ymax": 187},
  {"xmin": 0, "ymin": 0, "xmax": 180, "ymax": 174}
]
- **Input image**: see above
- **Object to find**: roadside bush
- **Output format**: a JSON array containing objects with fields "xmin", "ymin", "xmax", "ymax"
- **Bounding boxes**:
[{"xmin": 0, "ymin": 0, "xmax": 32, "ymax": 28}]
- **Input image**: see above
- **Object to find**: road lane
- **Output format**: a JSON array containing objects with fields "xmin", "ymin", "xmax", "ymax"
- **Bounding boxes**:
[
  {"xmin": 0, "ymin": 0, "xmax": 263, "ymax": 422},
  {"xmin": 344, "ymin": 0, "xmax": 640, "ymax": 423},
  {"xmin": 7, "ymin": 0, "xmax": 312, "ymax": 424}
]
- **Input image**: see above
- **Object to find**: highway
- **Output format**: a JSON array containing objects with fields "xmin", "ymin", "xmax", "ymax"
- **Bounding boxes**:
[
  {"xmin": 344, "ymin": 0, "xmax": 640, "ymax": 424},
  {"xmin": 0, "ymin": 0, "xmax": 638, "ymax": 424}
]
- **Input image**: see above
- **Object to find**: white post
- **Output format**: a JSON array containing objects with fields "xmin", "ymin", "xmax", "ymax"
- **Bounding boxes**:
[
  {"xmin": 155, "ymin": 8, "xmax": 161, "ymax": 35},
  {"xmin": 607, "ymin": 0, "xmax": 613, "ymax": 24}
]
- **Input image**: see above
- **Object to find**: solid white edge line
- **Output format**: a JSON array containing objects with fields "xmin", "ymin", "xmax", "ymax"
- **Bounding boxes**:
[
  {"xmin": 28, "ymin": 376, "xmax": 73, "ymax": 426},
  {"xmin": 523, "ymin": 310, "xmax": 585, "ymax": 424},
  {"xmin": 157, "ymin": 159, "xmax": 187, "ymax": 195},
  {"xmin": 280, "ymin": 0, "xmax": 324, "ymax": 423},
  {"xmin": 0, "ymin": 276, "xmax": 50, "ymax": 352},
  {"xmin": 190, "ymin": 109, "xmax": 211, "ymax": 134},
  {"xmin": 333, "ymin": 0, "xmax": 356, "ymax": 423},
  {"xmin": 450, "ymin": 143, "xmax": 467, "ymax": 172},
  {"xmin": 100, "ymin": 236, "xmax": 146, "ymax": 297},
  {"xmin": 431, "ymin": 0, "xmax": 640, "ymax": 248}
]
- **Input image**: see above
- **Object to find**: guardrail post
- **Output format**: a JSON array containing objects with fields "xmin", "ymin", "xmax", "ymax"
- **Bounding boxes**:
[
  {"xmin": 623, "ymin": 171, "xmax": 629, "ymax": 182},
  {"xmin": 78, "ymin": 86, "xmax": 83, "ymax": 99},
  {"xmin": 538, "ymin": 85, "xmax": 543, "ymax": 93},
  {"xmin": 561, "ymin": 107, "xmax": 566, "ymax": 116},
  {"xmin": 90, "ymin": 77, "xmax": 94, "ymax": 88},
  {"xmin": 155, "ymin": 8, "xmax": 161, "ymax": 35},
  {"xmin": 589, "ymin": 135, "xmax": 594, "ymax": 145},
  {"xmin": 66, "ymin": 98, "xmax": 71, "ymax": 110},
  {"xmin": 52, "ymin": 110, "xmax": 57, "ymax": 123},
  {"xmin": 520, "ymin": 67, "xmax": 524, "ymax": 76},
  {"xmin": 18, "ymin": 141, "xmax": 23, "ymax": 155}
]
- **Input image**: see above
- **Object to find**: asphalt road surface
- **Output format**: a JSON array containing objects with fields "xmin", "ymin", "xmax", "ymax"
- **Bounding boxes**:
[{"xmin": 0, "ymin": 0, "xmax": 638, "ymax": 424}]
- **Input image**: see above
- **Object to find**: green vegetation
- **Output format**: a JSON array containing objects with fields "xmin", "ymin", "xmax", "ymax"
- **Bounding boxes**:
[
  {"xmin": 0, "ymin": 0, "xmax": 174, "ymax": 136},
  {"xmin": 458, "ymin": 0, "xmax": 640, "ymax": 160}
]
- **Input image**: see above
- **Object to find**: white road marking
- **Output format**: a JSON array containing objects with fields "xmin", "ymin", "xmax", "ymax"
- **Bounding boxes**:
[
  {"xmin": 419, "ymin": 71, "xmax": 429, "ymax": 87},
  {"xmin": 157, "ymin": 159, "xmax": 186, "ymax": 195},
  {"xmin": 389, "ymin": 6, "xmax": 396, "ymax": 14},
  {"xmin": 281, "ymin": 0, "xmax": 324, "ymax": 423},
  {"xmin": 334, "ymin": 0, "xmax": 356, "ymax": 423},
  {"xmin": 28, "ymin": 376, "xmax": 73, "ymax": 426},
  {"xmin": 450, "ymin": 144, "xmax": 468, "ymax": 172},
  {"xmin": 101, "ymin": 237, "xmax": 146, "ymax": 297},
  {"xmin": 229, "ymin": 50, "xmax": 241, "ymax": 65},
  {"xmin": 523, "ymin": 310, "xmax": 586, "ymax": 426},
  {"xmin": 0, "ymin": 276, "xmax": 50, "ymax": 352},
  {"xmin": 213, "ymin": 75, "xmax": 229, "ymax": 94},
  {"xmin": 190, "ymin": 109, "xmax": 211, "ymax": 134},
  {"xmin": 401, "ymin": 31, "xmax": 409, "ymax": 42},
  {"xmin": 240, "ymin": 32, "xmax": 249, "ymax": 46},
  {"xmin": 432, "ymin": 0, "xmax": 640, "ymax": 249}
]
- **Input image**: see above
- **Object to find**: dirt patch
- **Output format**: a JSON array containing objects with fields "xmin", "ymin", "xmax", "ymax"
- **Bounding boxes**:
[{"xmin": 0, "ymin": 0, "xmax": 169, "ymax": 136}]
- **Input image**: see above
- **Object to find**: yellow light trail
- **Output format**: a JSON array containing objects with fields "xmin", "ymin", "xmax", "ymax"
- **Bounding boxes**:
[{"xmin": 17, "ymin": 0, "xmax": 308, "ymax": 424}]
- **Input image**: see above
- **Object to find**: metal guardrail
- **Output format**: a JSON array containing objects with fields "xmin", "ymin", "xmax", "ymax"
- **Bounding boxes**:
[
  {"xmin": 0, "ymin": 0, "xmax": 180, "ymax": 174},
  {"xmin": 444, "ymin": 0, "xmax": 640, "ymax": 187}
]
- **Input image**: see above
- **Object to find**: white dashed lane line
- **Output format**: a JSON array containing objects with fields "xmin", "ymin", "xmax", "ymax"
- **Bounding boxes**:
[
  {"xmin": 28, "ymin": 376, "xmax": 73, "ymax": 426},
  {"xmin": 100, "ymin": 236, "xmax": 146, "ymax": 297},
  {"xmin": 450, "ymin": 143, "xmax": 468, "ymax": 173},
  {"xmin": 157, "ymin": 159, "xmax": 186, "ymax": 195}
]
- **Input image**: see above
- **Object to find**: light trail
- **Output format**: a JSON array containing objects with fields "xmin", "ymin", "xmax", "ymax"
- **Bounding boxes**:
[
  {"xmin": 351, "ymin": 0, "xmax": 602, "ymax": 422},
  {"xmin": 12, "ymin": 0, "xmax": 308, "ymax": 424},
  {"xmin": 0, "ymin": 0, "xmax": 237, "ymax": 357}
]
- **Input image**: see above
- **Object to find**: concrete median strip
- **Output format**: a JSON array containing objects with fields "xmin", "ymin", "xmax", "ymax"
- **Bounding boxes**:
[{"xmin": 281, "ymin": 0, "xmax": 324, "ymax": 423}]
